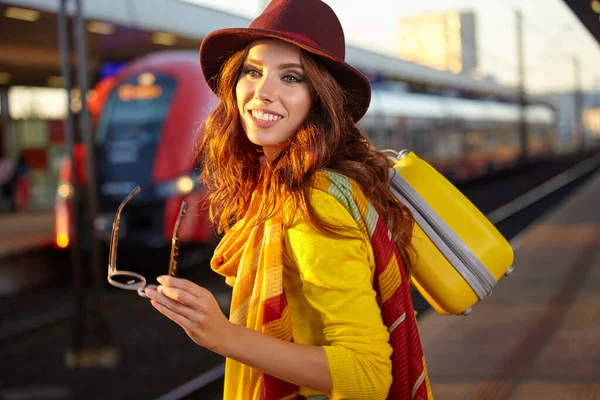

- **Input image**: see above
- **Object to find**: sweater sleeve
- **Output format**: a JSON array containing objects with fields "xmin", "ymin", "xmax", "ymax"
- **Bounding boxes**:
[{"xmin": 283, "ymin": 189, "xmax": 393, "ymax": 400}]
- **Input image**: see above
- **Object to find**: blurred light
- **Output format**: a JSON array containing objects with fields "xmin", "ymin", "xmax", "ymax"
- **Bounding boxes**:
[
  {"xmin": 583, "ymin": 107, "xmax": 600, "ymax": 135},
  {"xmin": 47, "ymin": 76, "xmax": 65, "ymax": 87},
  {"xmin": 99, "ymin": 61, "xmax": 127, "ymax": 79},
  {"xmin": 58, "ymin": 183, "xmax": 73, "ymax": 199},
  {"xmin": 592, "ymin": 0, "xmax": 600, "ymax": 14},
  {"xmin": 86, "ymin": 89, "xmax": 97, "ymax": 103},
  {"xmin": 4, "ymin": 7, "xmax": 40, "ymax": 22},
  {"xmin": 88, "ymin": 76, "xmax": 117, "ymax": 118},
  {"xmin": 118, "ymin": 84, "xmax": 162, "ymax": 101},
  {"xmin": 152, "ymin": 32, "xmax": 177, "ymax": 46},
  {"xmin": 55, "ymin": 200, "xmax": 70, "ymax": 249},
  {"xmin": 87, "ymin": 21, "xmax": 115, "ymax": 35},
  {"xmin": 0, "ymin": 72, "xmax": 11, "ymax": 84},
  {"xmin": 70, "ymin": 87, "xmax": 82, "ymax": 113},
  {"xmin": 56, "ymin": 234, "xmax": 69, "ymax": 248},
  {"xmin": 9, "ymin": 86, "xmax": 68, "ymax": 119},
  {"xmin": 138, "ymin": 73, "xmax": 156, "ymax": 86},
  {"xmin": 175, "ymin": 176, "xmax": 194, "ymax": 195}
]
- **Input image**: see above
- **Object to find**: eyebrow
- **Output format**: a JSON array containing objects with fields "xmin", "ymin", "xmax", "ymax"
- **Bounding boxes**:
[{"xmin": 245, "ymin": 58, "xmax": 303, "ymax": 70}]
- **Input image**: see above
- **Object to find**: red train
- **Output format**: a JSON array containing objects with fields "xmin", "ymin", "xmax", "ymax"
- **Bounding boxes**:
[
  {"xmin": 55, "ymin": 51, "xmax": 218, "ymax": 250},
  {"xmin": 54, "ymin": 50, "xmax": 557, "ymax": 251}
]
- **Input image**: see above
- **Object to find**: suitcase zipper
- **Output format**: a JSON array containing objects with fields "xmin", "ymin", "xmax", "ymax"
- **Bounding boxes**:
[{"xmin": 390, "ymin": 170, "xmax": 496, "ymax": 300}]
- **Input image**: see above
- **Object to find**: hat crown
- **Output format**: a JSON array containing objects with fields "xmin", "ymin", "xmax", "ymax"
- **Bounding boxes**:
[{"xmin": 250, "ymin": 0, "xmax": 346, "ymax": 60}]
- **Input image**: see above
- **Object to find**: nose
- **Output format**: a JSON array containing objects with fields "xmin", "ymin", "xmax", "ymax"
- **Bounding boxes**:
[{"xmin": 254, "ymin": 75, "xmax": 275, "ymax": 103}]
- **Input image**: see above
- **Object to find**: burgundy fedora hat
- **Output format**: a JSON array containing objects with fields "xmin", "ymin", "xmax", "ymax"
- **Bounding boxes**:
[{"xmin": 199, "ymin": 0, "xmax": 371, "ymax": 122}]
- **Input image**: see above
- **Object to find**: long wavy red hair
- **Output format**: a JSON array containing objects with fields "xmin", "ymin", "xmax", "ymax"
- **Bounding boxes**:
[{"xmin": 196, "ymin": 44, "xmax": 416, "ymax": 270}]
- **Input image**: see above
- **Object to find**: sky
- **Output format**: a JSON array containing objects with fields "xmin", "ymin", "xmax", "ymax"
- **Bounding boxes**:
[{"xmin": 181, "ymin": 0, "xmax": 600, "ymax": 95}]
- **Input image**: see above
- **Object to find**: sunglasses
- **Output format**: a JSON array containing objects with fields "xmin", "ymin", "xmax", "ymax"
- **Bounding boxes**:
[{"xmin": 107, "ymin": 186, "xmax": 188, "ymax": 298}]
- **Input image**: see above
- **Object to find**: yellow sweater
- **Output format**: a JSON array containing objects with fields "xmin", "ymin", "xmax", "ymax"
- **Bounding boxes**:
[{"xmin": 224, "ymin": 189, "xmax": 393, "ymax": 400}]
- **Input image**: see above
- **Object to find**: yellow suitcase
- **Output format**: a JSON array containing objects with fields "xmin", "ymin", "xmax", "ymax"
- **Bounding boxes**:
[{"xmin": 387, "ymin": 149, "xmax": 514, "ymax": 316}]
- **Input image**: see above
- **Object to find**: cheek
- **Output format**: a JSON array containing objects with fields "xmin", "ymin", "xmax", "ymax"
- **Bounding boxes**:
[{"xmin": 289, "ymin": 90, "xmax": 312, "ymax": 122}]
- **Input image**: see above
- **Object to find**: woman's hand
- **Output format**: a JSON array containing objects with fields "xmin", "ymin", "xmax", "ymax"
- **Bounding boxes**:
[
  {"xmin": 144, "ymin": 276, "xmax": 232, "ymax": 355},
  {"xmin": 147, "ymin": 276, "xmax": 333, "ymax": 394}
]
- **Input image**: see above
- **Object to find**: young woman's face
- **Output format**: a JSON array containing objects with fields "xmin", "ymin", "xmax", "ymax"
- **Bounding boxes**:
[{"xmin": 236, "ymin": 39, "xmax": 312, "ymax": 161}]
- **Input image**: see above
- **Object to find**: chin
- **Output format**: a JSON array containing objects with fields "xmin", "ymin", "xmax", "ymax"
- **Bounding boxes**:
[{"xmin": 247, "ymin": 134, "xmax": 281, "ymax": 148}]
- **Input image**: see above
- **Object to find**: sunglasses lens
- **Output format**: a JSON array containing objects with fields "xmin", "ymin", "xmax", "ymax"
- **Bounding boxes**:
[
  {"xmin": 107, "ymin": 270, "xmax": 147, "ymax": 291},
  {"xmin": 110, "ymin": 274, "xmax": 144, "ymax": 286}
]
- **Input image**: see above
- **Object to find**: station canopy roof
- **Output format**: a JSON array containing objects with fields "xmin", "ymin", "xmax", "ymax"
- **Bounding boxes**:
[{"xmin": 563, "ymin": 0, "xmax": 600, "ymax": 46}]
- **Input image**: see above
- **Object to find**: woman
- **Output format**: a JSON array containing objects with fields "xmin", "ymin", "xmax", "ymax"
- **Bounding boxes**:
[{"xmin": 145, "ymin": 1, "xmax": 432, "ymax": 399}]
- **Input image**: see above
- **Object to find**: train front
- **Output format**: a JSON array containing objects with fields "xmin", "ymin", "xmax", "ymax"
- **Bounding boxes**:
[{"xmin": 93, "ymin": 52, "xmax": 218, "ymax": 250}]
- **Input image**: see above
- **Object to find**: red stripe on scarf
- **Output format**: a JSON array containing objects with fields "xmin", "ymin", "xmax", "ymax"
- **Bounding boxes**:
[
  {"xmin": 263, "ymin": 292, "xmax": 289, "ymax": 325},
  {"xmin": 372, "ymin": 215, "xmax": 429, "ymax": 399},
  {"xmin": 370, "ymin": 218, "xmax": 397, "ymax": 274},
  {"xmin": 263, "ymin": 372, "xmax": 298, "ymax": 400}
]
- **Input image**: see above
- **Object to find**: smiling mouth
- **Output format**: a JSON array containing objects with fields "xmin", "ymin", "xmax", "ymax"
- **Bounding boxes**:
[{"xmin": 248, "ymin": 111, "xmax": 283, "ymax": 128}]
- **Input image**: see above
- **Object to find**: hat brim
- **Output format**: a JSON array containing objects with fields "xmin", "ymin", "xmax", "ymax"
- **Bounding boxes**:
[{"xmin": 199, "ymin": 28, "xmax": 371, "ymax": 122}]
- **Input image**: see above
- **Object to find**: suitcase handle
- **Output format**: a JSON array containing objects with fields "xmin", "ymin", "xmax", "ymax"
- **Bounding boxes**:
[{"xmin": 381, "ymin": 149, "xmax": 411, "ymax": 161}]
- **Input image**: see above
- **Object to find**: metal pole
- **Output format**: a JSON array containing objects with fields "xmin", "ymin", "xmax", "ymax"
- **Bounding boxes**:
[
  {"xmin": 573, "ymin": 56, "xmax": 583, "ymax": 151},
  {"xmin": 72, "ymin": 0, "xmax": 116, "ymax": 363},
  {"xmin": 58, "ymin": 0, "xmax": 87, "ymax": 367},
  {"xmin": 0, "ymin": 86, "xmax": 11, "ymax": 158},
  {"xmin": 596, "ymin": 80, "xmax": 600, "ymax": 146},
  {"xmin": 516, "ymin": 10, "xmax": 528, "ymax": 162}
]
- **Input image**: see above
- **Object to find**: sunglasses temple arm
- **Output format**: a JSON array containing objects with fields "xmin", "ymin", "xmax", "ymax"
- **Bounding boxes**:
[
  {"xmin": 168, "ymin": 238, "xmax": 180, "ymax": 277},
  {"xmin": 168, "ymin": 201, "xmax": 188, "ymax": 277},
  {"xmin": 108, "ymin": 186, "xmax": 141, "ymax": 275},
  {"xmin": 108, "ymin": 214, "xmax": 119, "ymax": 275}
]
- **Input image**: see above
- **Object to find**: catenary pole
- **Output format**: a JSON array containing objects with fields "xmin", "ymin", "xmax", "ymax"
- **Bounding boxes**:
[
  {"xmin": 516, "ymin": 10, "xmax": 528, "ymax": 162},
  {"xmin": 58, "ymin": 0, "xmax": 87, "ymax": 367}
]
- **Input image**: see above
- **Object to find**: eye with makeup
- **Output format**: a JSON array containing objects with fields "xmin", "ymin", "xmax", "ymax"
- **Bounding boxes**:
[
  {"xmin": 241, "ymin": 65, "xmax": 261, "ymax": 78},
  {"xmin": 240, "ymin": 65, "xmax": 303, "ymax": 84},
  {"xmin": 282, "ymin": 73, "xmax": 303, "ymax": 83}
]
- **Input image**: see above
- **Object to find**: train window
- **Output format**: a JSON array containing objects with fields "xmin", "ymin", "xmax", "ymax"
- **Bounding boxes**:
[
  {"xmin": 386, "ymin": 128, "xmax": 394, "ymax": 149},
  {"xmin": 96, "ymin": 73, "xmax": 177, "ymax": 144}
]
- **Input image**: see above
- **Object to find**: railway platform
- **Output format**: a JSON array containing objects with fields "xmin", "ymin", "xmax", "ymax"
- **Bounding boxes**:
[
  {"xmin": 0, "ymin": 211, "xmax": 55, "ymax": 297},
  {"xmin": 418, "ymin": 170, "xmax": 600, "ymax": 399},
  {"xmin": 0, "ymin": 211, "xmax": 54, "ymax": 259}
]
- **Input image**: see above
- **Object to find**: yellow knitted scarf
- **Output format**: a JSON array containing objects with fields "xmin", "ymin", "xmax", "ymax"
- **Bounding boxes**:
[{"xmin": 211, "ymin": 170, "xmax": 432, "ymax": 400}]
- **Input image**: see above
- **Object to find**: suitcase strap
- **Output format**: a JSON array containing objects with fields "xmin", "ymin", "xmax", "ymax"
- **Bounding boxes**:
[{"xmin": 390, "ymin": 168, "xmax": 497, "ymax": 300}]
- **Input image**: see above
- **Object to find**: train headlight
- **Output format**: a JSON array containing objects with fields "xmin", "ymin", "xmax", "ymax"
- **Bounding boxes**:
[
  {"xmin": 57, "ymin": 183, "xmax": 73, "ymax": 199},
  {"xmin": 155, "ymin": 173, "xmax": 199, "ymax": 198},
  {"xmin": 175, "ymin": 176, "xmax": 194, "ymax": 195}
]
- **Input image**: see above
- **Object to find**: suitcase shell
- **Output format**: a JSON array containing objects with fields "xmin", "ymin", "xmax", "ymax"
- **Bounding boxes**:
[{"xmin": 388, "ymin": 150, "xmax": 514, "ymax": 315}]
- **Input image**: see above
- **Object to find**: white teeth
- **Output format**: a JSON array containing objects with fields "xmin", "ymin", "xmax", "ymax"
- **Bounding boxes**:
[{"xmin": 251, "ymin": 110, "xmax": 283, "ymax": 121}]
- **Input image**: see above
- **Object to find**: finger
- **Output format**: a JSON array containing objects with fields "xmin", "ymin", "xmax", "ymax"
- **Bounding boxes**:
[
  {"xmin": 145, "ymin": 287, "xmax": 198, "ymax": 321},
  {"xmin": 157, "ymin": 276, "xmax": 188, "ymax": 288},
  {"xmin": 157, "ymin": 285, "xmax": 197, "ymax": 306},
  {"xmin": 157, "ymin": 277, "xmax": 209, "ymax": 297},
  {"xmin": 150, "ymin": 299, "xmax": 193, "ymax": 330}
]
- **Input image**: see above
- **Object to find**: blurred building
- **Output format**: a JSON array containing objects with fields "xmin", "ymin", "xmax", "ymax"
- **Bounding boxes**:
[
  {"xmin": 398, "ymin": 11, "xmax": 478, "ymax": 76},
  {"xmin": 541, "ymin": 91, "xmax": 600, "ymax": 150},
  {"xmin": 0, "ymin": 85, "xmax": 73, "ymax": 210}
]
